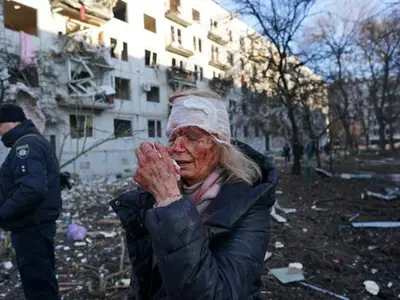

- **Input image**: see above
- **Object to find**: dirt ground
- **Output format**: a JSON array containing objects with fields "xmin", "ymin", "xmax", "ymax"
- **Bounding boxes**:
[{"xmin": 0, "ymin": 156, "xmax": 399, "ymax": 300}]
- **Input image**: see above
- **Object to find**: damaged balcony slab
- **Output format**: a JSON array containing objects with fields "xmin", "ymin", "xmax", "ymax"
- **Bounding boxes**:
[
  {"xmin": 165, "ymin": 10, "xmax": 191, "ymax": 27},
  {"xmin": 208, "ymin": 59, "xmax": 230, "ymax": 71},
  {"xmin": 50, "ymin": 0, "xmax": 118, "ymax": 26},
  {"xmin": 166, "ymin": 43, "xmax": 194, "ymax": 58},
  {"xmin": 207, "ymin": 31, "xmax": 229, "ymax": 46}
]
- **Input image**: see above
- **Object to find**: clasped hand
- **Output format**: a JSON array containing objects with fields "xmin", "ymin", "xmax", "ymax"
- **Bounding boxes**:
[{"xmin": 134, "ymin": 142, "xmax": 181, "ymax": 205}]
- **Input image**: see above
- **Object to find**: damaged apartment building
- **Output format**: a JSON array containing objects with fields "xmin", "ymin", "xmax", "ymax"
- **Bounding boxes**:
[{"xmin": 0, "ymin": 0, "xmax": 321, "ymax": 177}]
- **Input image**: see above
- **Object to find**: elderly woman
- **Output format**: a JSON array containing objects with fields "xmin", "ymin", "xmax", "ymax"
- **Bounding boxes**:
[{"xmin": 110, "ymin": 89, "xmax": 277, "ymax": 300}]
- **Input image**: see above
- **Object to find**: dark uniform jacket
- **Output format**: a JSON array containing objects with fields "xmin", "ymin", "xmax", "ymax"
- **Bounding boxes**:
[
  {"xmin": 0, "ymin": 120, "xmax": 62, "ymax": 231},
  {"xmin": 110, "ymin": 140, "xmax": 278, "ymax": 300}
]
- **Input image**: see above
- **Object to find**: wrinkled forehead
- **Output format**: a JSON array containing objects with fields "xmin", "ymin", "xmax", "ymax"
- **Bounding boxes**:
[{"xmin": 169, "ymin": 126, "xmax": 210, "ymax": 138}]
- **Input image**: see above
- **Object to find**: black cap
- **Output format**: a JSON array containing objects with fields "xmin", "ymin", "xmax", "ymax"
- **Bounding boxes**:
[{"xmin": 0, "ymin": 103, "xmax": 27, "ymax": 124}]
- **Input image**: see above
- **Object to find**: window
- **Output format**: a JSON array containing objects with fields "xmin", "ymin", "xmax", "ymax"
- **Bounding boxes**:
[
  {"xmin": 200, "ymin": 67, "xmax": 204, "ymax": 81},
  {"xmin": 243, "ymin": 125, "xmax": 249, "ymax": 138},
  {"xmin": 4, "ymin": 1, "xmax": 37, "ymax": 36},
  {"xmin": 198, "ymin": 39, "xmax": 202, "ymax": 52},
  {"xmin": 192, "ymin": 9, "xmax": 200, "ymax": 21},
  {"xmin": 115, "ymin": 77, "xmax": 130, "ymax": 100},
  {"xmin": 180, "ymin": 61, "xmax": 183, "ymax": 69},
  {"xmin": 113, "ymin": 0, "xmax": 127, "ymax": 22},
  {"xmin": 70, "ymin": 115, "xmax": 93, "ymax": 139},
  {"xmin": 146, "ymin": 86, "xmax": 160, "ymax": 103},
  {"xmin": 172, "ymin": 58, "xmax": 176, "ymax": 67},
  {"xmin": 177, "ymin": 29, "xmax": 182, "ymax": 44},
  {"xmin": 110, "ymin": 38, "xmax": 128, "ymax": 61},
  {"xmin": 110, "ymin": 38, "xmax": 117, "ymax": 58},
  {"xmin": 211, "ymin": 46, "xmax": 219, "ymax": 61},
  {"xmin": 240, "ymin": 59, "xmax": 245, "ymax": 70},
  {"xmin": 193, "ymin": 37, "xmax": 197, "ymax": 51},
  {"xmin": 229, "ymin": 30, "xmax": 233, "ymax": 41},
  {"xmin": 122, "ymin": 42, "xmax": 128, "ymax": 61},
  {"xmin": 114, "ymin": 119, "xmax": 132, "ymax": 137},
  {"xmin": 228, "ymin": 52, "xmax": 234, "ymax": 65},
  {"xmin": 144, "ymin": 14, "xmax": 156, "ymax": 33},
  {"xmin": 171, "ymin": 26, "xmax": 175, "ymax": 42},
  {"xmin": 145, "ymin": 50, "xmax": 158, "ymax": 66},
  {"xmin": 148, "ymin": 120, "xmax": 162, "ymax": 138},
  {"xmin": 194, "ymin": 65, "xmax": 198, "ymax": 80}
]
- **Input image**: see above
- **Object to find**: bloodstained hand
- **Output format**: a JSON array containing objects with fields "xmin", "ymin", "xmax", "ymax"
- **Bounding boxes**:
[{"xmin": 134, "ymin": 142, "xmax": 181, "ymax": 205}]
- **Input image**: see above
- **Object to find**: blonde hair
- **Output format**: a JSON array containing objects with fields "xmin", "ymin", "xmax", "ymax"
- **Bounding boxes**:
[{"xmin": 168, "ymin": 89, "xmax": 262, "ymax": 185}]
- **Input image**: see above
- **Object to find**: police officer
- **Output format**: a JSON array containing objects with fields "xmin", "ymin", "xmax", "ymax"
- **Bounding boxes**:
[{"xmin": 0, "ymin": 104, "xmax": 61, "ymax": 300}]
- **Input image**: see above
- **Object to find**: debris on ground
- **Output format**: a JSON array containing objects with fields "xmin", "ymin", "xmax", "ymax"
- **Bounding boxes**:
[
  {"xmin": 363, "ymin": 280, "xmax": 380, "ymax": 295},
  {"xmin": 269, "ymin": 264, "xmax": 305, "ymax": 284},
  {"xmin": 1, "ymin": 158, "xmax": 400, "ymax": 299}
]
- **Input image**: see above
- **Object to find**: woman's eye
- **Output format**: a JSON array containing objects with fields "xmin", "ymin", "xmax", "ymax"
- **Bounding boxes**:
[{"xmin": 187, "ymin": 136, "xmax": 198, "ymax": 141}]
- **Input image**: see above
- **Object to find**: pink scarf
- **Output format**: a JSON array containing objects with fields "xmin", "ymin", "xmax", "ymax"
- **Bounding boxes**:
[{"xmin": 183, "ymin": 169, "xmax": 224, "ymax": 203}]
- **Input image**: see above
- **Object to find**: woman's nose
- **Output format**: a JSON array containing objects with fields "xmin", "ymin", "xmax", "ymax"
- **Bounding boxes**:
[{"xmin": 168, "ymin": 136, "xmax": 187, "ymax": 153}]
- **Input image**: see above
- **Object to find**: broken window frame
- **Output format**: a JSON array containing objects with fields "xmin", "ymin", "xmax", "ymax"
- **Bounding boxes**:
[
  {"xmin": 145, "ymin": 50, "xmax": 158, "ymax": 67},
  {"xmin": 114, "ymin": 119, "xmax": 132, "ymax": 138},
  {"xmin": 146, "ymin": 86, "xmax": 160, "ymax": 103},
  {"xmin": 144, "ymin": 14, "xmax": 157, "ymax": 33},
  {"xmin": 114, "ymin": 76, "xmax": 131, "ymax": 100},
  {"xmin": 70, "ymin": 115, "xmax": 94, "ymax": 139}
]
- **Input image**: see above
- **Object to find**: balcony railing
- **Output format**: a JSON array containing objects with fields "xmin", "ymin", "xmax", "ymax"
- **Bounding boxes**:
[
  {"xmin": 50, "ymin": 0, "xmax": 117, "ymax": 26},
  {"xmin": 208, "ymin": 76, "xmax": 234, "ymax": 97},
  {"xmin": 167, "ymin": 67, "xmax": 196, "ymax": 88},
  {"xmin": 207, "ymin": 28, "xmax": 229, "ymax": 45},
  {"xmin": 165, "ymin": 39, "xmax": 194, "ymax": 58}
]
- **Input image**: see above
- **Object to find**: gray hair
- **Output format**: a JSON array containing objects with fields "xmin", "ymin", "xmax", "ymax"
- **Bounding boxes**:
[{"xmin": 168, "ymin": 89, "xmax": 262, "ymax": 185}]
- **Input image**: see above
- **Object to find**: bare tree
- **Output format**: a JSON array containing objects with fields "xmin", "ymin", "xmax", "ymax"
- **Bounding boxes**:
[
  {"xmin": 232, "ymin": 0, "xmax": 325, "ymax": 174},
  {"xmin": 358, "ymin": 9, "xmax": 400, "ymax": 152}
]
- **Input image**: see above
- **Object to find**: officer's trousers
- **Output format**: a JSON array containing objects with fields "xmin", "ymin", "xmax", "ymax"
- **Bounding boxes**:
[{"xmin": 11, "ymin": 222, "xmax": 60, "ymax": 300}]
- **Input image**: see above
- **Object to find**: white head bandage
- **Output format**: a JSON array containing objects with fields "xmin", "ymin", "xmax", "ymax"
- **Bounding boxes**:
[{"xmin": 165, "ymin": 95, "xmax": 231, "ymax": 144}]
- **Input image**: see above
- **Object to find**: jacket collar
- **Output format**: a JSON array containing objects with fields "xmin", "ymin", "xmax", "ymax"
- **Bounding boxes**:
[
  {"xmin": 202, "ymin": 179, "xmax": 275, "ymax": 240},
  {"xmin": 1, "ymin": 120, "xmax": 39, "ymax": 148}
]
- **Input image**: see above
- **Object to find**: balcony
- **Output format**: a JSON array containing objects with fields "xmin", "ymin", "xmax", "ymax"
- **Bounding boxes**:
[
  {"xmin": 165, "ymin": 9, "xmax": 191, "ymax": 27},
  {"xmin": 57, "ymin": 93, "xmax": 116, "ymax": 111},
  {"xmin": 209, "ymin": 59, "xmax": 229, "ymax": 71},
  {"xmin": 207, "ymin": 28, "xmax": 229, "ymax": 46},
  {"xmin": 209, "ymin": 76, "xmax": 234, "ymax": 97},
  {"xmin": 167, "ymin": 67, "xmax": 196, "ymax": 89},
  {"xmin": 50, "ymin": 0, "xmax": 117, "ymax": 26},
  {"xmin": 166, "ymin": 40, "xmax": 194, "ymax": 58},
  {"xmin": 249, "ymin": 50, "xmax": 268, "ymax": 63}
]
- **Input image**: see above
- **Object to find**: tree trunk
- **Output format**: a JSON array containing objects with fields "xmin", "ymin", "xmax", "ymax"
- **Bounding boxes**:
[
  {"xmin": 388, "ymin": 121, "xmax": 396, "ymax": 152},
  {"xmin": 378, "ymin": 121, "xmax": 386, "ymax": 152},
  {"xmin": 287, "ymin": 107, "xmax": 301, "ymax": 175},
  {"xmin": 315, "ymin": 138, "xmax": 321, "ymax": 168}
]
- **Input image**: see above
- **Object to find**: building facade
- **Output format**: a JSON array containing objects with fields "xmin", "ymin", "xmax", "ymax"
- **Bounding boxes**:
[{"xmin": 0, "ymin": 0, "xmax": 322, "ymax": 177}]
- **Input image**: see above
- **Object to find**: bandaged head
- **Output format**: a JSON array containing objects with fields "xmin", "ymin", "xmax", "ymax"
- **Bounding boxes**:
[{"xmin": 165, "ymin": 91, "xmax": 231, "ymax": 144}]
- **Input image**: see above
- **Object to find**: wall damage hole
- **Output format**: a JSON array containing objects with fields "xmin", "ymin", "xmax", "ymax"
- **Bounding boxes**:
[
  {"xmin": 113, "ymin": 0, "xmax": 127, "ymax": 22},
  {"xmin": 3, "ymin": 0, "xmax": 38, "ymax": 36}
]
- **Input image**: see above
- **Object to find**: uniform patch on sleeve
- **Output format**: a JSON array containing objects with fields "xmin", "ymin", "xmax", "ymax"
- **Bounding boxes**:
[{"xmin": 16, "ymin": 144, "xmax": 30, "ymax": 159}]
